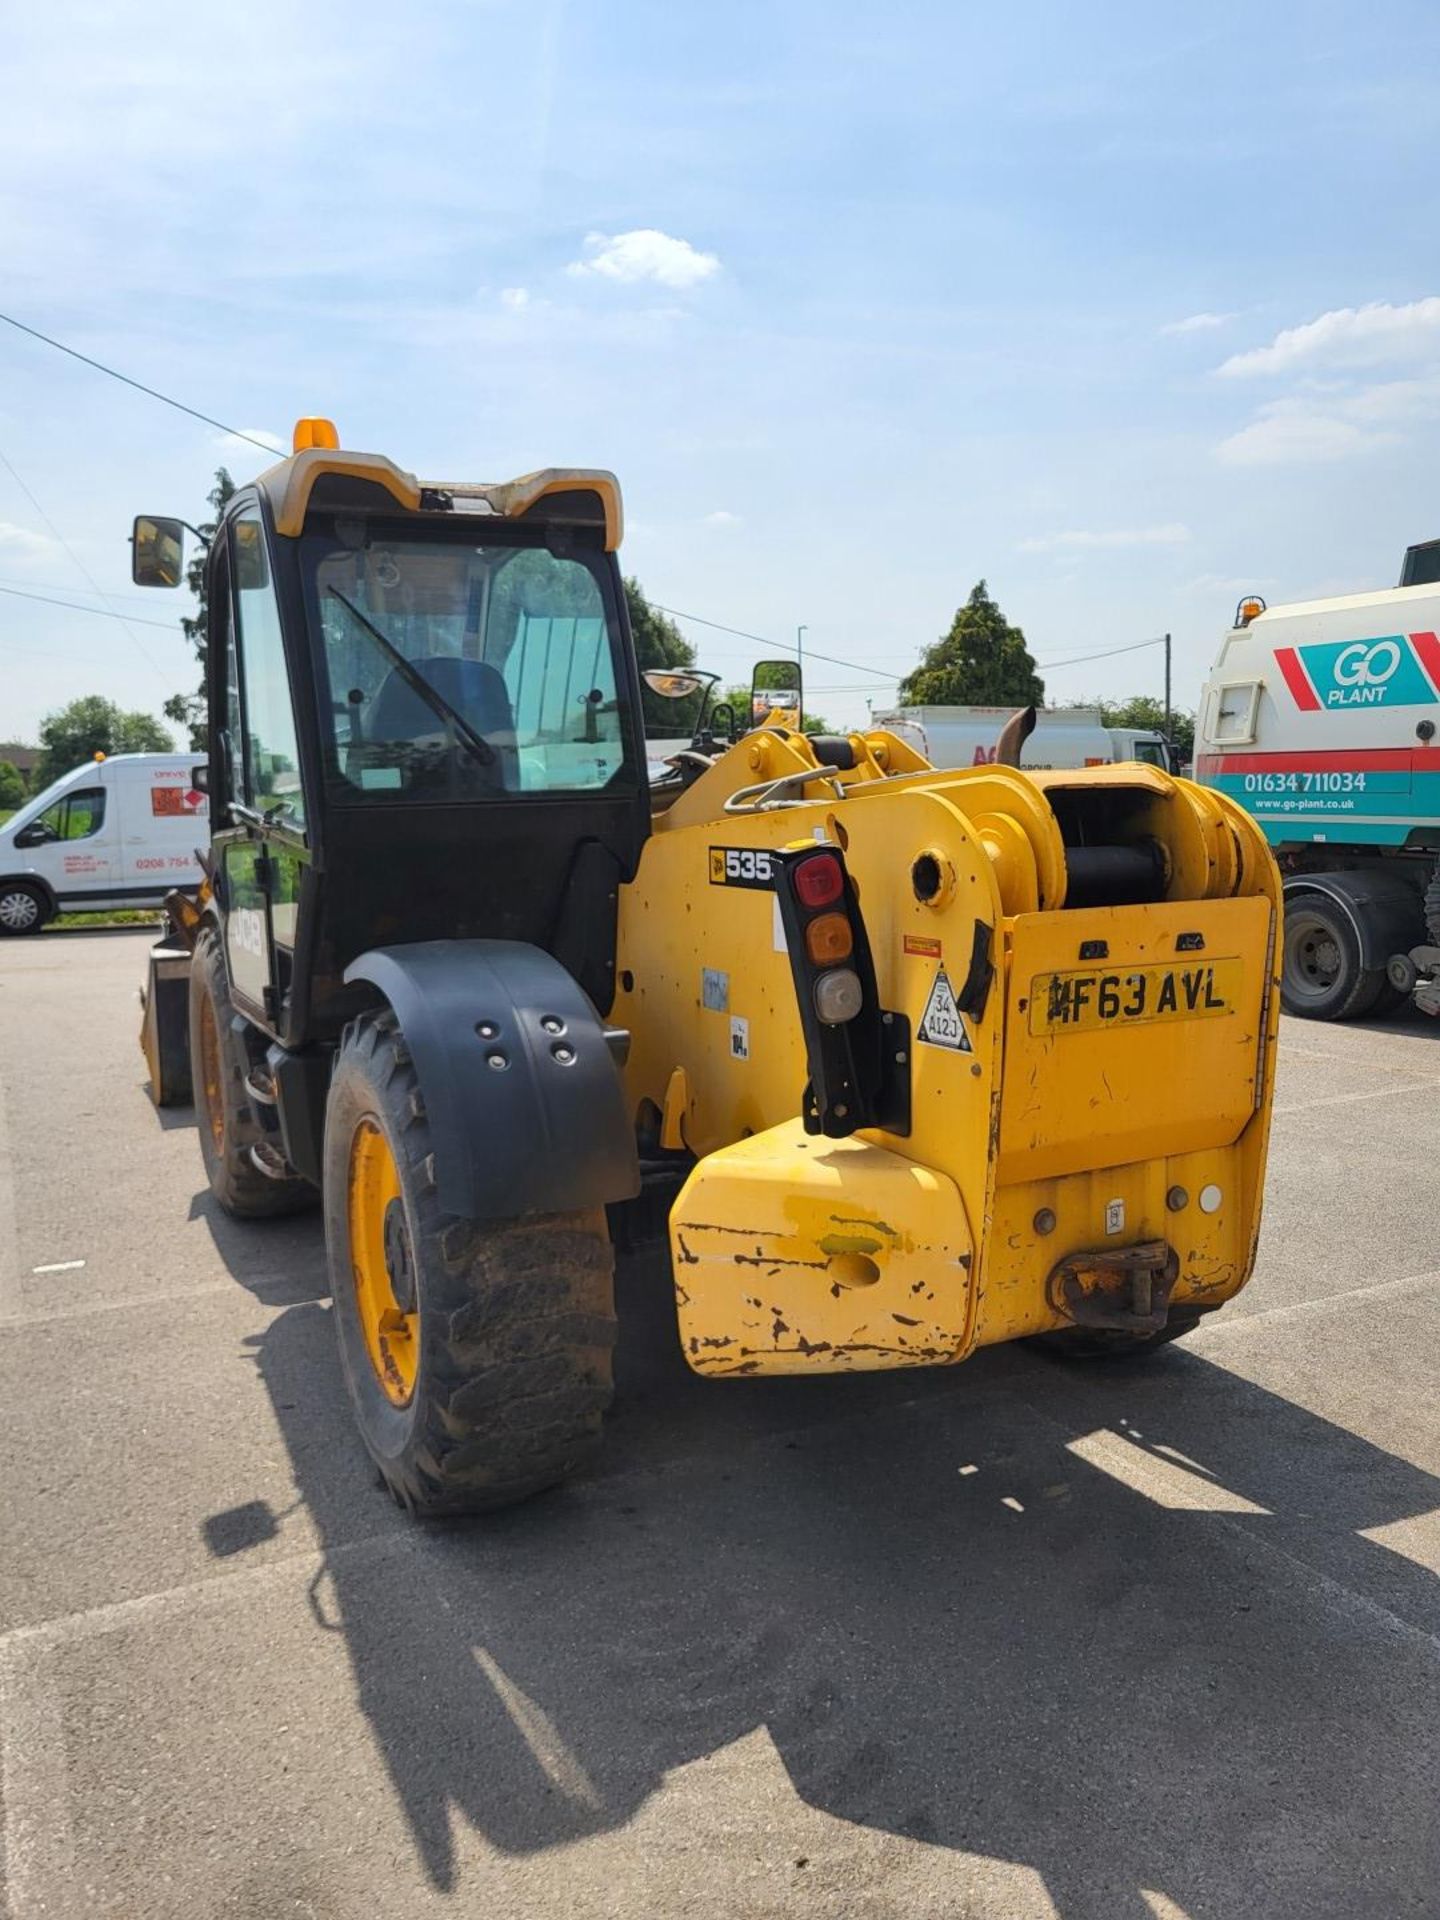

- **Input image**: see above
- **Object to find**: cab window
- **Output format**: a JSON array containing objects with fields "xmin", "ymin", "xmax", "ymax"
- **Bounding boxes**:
[
  {"xmin": 232, "ymin": 508, "xmax": 306, "ymax": 831},
  {"xmin": 306, "ymin": 534, "xmax": 635, "ymax": 803},
  {"xmin": 37, "ymin": 787, "xmax": 106, "ymax": 840}
]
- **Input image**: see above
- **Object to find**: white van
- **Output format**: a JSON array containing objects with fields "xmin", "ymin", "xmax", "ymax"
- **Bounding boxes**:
[{"xmin": 0, "ymin": 753, "xmax": 208, "ymax": 935}]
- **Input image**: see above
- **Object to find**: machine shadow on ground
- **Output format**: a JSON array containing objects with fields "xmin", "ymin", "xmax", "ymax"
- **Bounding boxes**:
[{"xmin": 196, "ymin": 1221, "xmax": 1440, "ymax": 1920}]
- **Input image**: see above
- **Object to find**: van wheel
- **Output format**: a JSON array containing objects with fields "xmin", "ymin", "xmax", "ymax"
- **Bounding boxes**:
[
  {"xmin": 326, "ymin": 1009, "xmax": 617, "ymax": 1515},
  {"xmin": 0, "ymin": 883, "xmax": 48, "ymax": 936},
  {"xmin": 1281, "ymin": 897, "xmax": 1385, "ymax": 1020},
  {"xmin": 190, "ymin": 926, "xmax": 315, "ymax": 1217}
]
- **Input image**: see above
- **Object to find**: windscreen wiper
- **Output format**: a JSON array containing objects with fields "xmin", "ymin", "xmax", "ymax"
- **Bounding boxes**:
[{"xmin": 325, "ymin": 587, "xmax": 496, "ymax": 768}]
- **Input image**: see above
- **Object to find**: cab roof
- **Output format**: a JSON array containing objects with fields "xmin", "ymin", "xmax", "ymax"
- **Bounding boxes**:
[{"xmin": 250, "ymin": 448, "xmax": 624, "ymax": 550}]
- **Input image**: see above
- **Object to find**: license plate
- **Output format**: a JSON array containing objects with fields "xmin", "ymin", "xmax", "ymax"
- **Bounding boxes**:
[{"xmin": 1028, "ymin": 958, "xmax": 1243, "ymax": 1035}]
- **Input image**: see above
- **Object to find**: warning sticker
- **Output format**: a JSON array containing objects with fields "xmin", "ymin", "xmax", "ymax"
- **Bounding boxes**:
[
  {"xmin": 729, "ymin": 1015, "xmax": 750, "ymax": 1060},
  {"xmin": 904, "ymin": 933, "xmax": 942, "ymax": 960},
  {"xmin": 917, "ymin": 969, "xmax": 972, "ymax": 1052}
]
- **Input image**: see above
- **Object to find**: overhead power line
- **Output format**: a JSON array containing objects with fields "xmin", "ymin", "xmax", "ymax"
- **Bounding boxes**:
[
  {"xmin": 0, "ymin": 440, "xmax": 169, "ymax": 677},
  {"xmin": 651, "ymin": 602, "xmax": 897, "ymax": 681},
  {"xmin": 0, "ymin": 311, "xmax": 279, "ymax": 454},
  {"xmin": 1036, "ymin": 635, "xmax": 1167, "ymax": 671},
  {"xmin": 0, "ymin": 583, "xmax": 181, "ymax": 630}
]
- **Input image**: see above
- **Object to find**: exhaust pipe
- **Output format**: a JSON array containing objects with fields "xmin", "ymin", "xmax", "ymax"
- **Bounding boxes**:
[{"xmin": 995, "ymin": 705, "xmax": 1037, "ymax": 768}]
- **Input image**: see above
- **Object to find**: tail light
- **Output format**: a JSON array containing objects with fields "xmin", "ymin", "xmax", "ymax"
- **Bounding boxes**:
[{"xmin": 771, "ymin": 842, "xmax": 910, "ymax": 1139}]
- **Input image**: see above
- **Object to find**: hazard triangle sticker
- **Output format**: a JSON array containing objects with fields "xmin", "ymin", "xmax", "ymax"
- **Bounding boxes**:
[{"xmin": 917, "ymin": 968, "xmax": 972, "ymax": 1052}]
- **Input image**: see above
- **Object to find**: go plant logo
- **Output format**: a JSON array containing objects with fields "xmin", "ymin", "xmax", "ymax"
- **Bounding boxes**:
[{"xmin": 1275, "ymin": 631, "xmax": 1440, "ymax": 710}]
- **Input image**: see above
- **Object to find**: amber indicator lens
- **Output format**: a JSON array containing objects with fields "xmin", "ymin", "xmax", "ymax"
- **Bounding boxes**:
[
  {"xmin": 793, "ymin": 853, "xmax": 844, "ymax": 909},
  {"xmin": 804, "ymin": 911, "xmax": 853, "ymax": 964}
]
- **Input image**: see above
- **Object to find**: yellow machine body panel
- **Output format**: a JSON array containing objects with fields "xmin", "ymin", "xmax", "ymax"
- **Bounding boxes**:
[
  {"xmin": 671, "ymin": 1124, "xmax": 976, "ymax": 1375},
  {"xmin": 617, "ymin": 731, "xmax": 1281, "ymax": 1378}
]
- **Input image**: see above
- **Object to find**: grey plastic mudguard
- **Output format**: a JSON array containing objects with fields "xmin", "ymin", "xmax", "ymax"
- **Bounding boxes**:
[
  {"xmin": 344, "ymin": 940, "xmax": 640, "ymax": 1222},
  {"xmin": 1283, "ymin": 871, "xmax": 1425, "ymax": 970}
]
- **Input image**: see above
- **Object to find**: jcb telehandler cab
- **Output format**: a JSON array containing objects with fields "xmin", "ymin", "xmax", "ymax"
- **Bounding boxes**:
[{"xmin": 136, "ymin": 421, "xmax": 1282, "ymax": 1516}]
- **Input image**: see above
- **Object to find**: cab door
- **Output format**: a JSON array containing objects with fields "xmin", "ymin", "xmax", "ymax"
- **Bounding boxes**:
[{"xmin": 215, "ymin": 504, "xmax": 311, "ymax": 1031}]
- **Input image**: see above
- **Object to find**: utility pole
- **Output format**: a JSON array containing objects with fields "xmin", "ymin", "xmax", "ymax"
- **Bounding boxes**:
[
  {"xmin": 796, "ymin": 624, "xmax": 807, "ymax": 678},
  {"xmin": 1164, "ymin": 632, "xmax": 1172, "ymax": 738}
]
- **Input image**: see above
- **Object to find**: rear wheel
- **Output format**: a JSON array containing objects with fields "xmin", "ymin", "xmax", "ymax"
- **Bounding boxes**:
[
  {"xmin": 189, "ymin": 926, "xmax": 315, "ymax": 1217},
  {"xmin": 0, "ymin": 882, "xmax": 48, "ymax": 936},
  {"xmin": 1281, "ymin": 897, "xmax": 1386, "ymax": 1021},
  {"xmin": 326, "ymin": 1009, "xmax": 617, "ymax": 1515}
]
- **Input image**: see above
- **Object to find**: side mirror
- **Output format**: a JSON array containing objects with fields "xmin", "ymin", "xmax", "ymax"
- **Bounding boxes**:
[
  {"xmin": 132, "ymin": 516, "xmax": 185, "ymax": 588},
  {"xmin": 750, "ymin": 658, "xmax": 803, "ymax": 731},
  {"xmin": 14, "ymin": 822, "xmax": 54, "ymax": 849},
  {"xmin": 642, "ymin": 669, "xmax": 708, "ymax": 701},
  {"xmin": 191, "ymin": 764, "xmax": 210, "ymax": 793}
]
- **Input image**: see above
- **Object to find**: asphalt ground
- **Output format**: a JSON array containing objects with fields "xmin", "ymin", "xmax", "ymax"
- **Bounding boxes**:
[{"xmin": 1, "ymin": 929, "xmax": 1437, "ymax": 1920}]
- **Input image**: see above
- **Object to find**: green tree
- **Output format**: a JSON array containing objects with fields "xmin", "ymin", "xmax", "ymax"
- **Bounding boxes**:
[
  {"xmin": 165, "ymin": 467, "xmax": 236, "ymax": 751},
  {"xmin": 37, "ymin": 696, "xmax": 174, "ymax": 785},
  {"xmin": 0, "ymin": 761, "xmax": 25, "ymax": 811},
  {"xmin": 898, "ymin": 581, "xmax": 1045, "ymax": 708}
]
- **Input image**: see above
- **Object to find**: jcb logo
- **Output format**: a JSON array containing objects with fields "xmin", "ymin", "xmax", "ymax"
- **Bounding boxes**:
[
  {"xmin": 709, "ymin": 846, "xmax": 775, "ymax": 889},
  {"xmin": 1333, "ymin": 640, "xmax": 1403, "ymax": 687}
]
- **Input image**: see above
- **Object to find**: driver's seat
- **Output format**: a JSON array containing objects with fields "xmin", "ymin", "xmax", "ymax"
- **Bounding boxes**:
[{"xmin": 366, "ymin": 657, "xmax": 518, "ymax": 792}]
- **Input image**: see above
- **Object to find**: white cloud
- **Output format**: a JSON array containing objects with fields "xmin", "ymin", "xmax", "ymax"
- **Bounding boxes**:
[
  {"xmin": 214, "ymin": 428, "xmax": 286, "ymax": 455},
  {"xmin": 499, "ymin": 287, "xmax": 529, "ymax": 310},
  {"xmin": 1160, "ymin": 312, "xmax": 1234, "ymax": 336},
  {"xmin": 1019, "ymin": 523, "xmax": 1191, "ymax": 554},
  {"xmin": 1218, "ymin": 297, "xmax": 1440, "ymax": 378},
  {"xmin": 1216, "ymin": 373, "xmax": 1440, "ymax": 466},
  {"xmin": 0, "ymin": 522, "xmax": 58, "ymax": 564},
  {"xmin": 568, "ymin": 229, "xmax": 720, "ymax": 290},
  {"xmin": 703, "ymin": 509, "xmax": 740, "ymax": 527}
]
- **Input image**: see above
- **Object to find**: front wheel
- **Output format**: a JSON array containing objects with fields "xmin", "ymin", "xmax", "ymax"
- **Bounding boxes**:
[
  {"xmin": 0, "ymin": 882, "xmax": 49, "ymax": 936},
  {"xmin": 325, "ymin": 1009, "xmax": 617, "ymax": 1515}
]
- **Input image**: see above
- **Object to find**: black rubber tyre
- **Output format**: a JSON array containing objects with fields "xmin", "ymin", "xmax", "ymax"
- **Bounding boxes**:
[
  {"xmin": 325, "ymin": 1009, "xmax": 617, "ymax": 1516},
  {"xmin": 189, "ymin": 925, "xmax": 315, "ymax": 1217},
  {"xmin": 0, "ymin": 881, "xmax": 49, "ymax": 937},
  {"xmin": 1029, "ymin": 1309, "xmax": 1203, "ymax": 1360},
  {"xmin": 1281, "ymin": 896, "xmax": 1387, "ymax": 1021}
]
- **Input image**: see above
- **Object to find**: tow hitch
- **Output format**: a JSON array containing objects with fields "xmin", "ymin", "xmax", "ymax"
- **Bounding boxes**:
[{"xmin": 1047, "ymin": 1240, "xmax": 1180, "ymax": 1336}]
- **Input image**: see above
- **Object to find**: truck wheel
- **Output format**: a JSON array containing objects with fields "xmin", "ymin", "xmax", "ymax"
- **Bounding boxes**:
[
  {"xmin": 0, "ymin": 882, "xmax": 49, "ymax": 936},
  {"xmin": 1281, "ymin": 897, "xmax": 1386, "ymax": 1021},
  {"xmin": 190, "ymin": 926, "xmax": 315, "ymax": 1217},
  {"xmin": 326, "ymin": 1009, "xmax": 617, "ymax": 1516}
]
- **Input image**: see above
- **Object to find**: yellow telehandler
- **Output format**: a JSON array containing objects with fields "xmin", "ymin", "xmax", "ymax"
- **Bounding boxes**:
[{"xmin": 133, "ymin": 422, "xmax": 1281, "ymax": 1514}]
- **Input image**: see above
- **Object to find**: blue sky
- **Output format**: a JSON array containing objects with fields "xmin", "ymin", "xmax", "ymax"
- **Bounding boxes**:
[{"xmin": 3, "ymin": 0, "xmax": 1440, "ymax": 742}]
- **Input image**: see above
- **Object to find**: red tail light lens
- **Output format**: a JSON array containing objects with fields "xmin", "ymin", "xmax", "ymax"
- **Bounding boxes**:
[{"xmin": 793, "ymin": 852, "xmax": 843, "ymax": 909}]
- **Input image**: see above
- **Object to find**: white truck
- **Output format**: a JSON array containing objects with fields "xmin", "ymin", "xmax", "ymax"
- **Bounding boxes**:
[
  {"xmin": 875, "ymin": 704, "xmax": 1179, "ymax": 773},
  {"xmin": 0, "ymin": 752, "xmax": 208, "ymax": 935},
  {"xmin": 1195, "ymin": 545, "xmax": 1440, "ymax": 1019}
]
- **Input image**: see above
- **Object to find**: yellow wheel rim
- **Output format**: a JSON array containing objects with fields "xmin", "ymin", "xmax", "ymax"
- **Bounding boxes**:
[
  {"xmin": 198, "ymin": 991, "xmax": 225, "ymax": 1155},
  {"xmin": 347, "ymin": 1118, "xmax": 419, "ymax": 1406}
]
